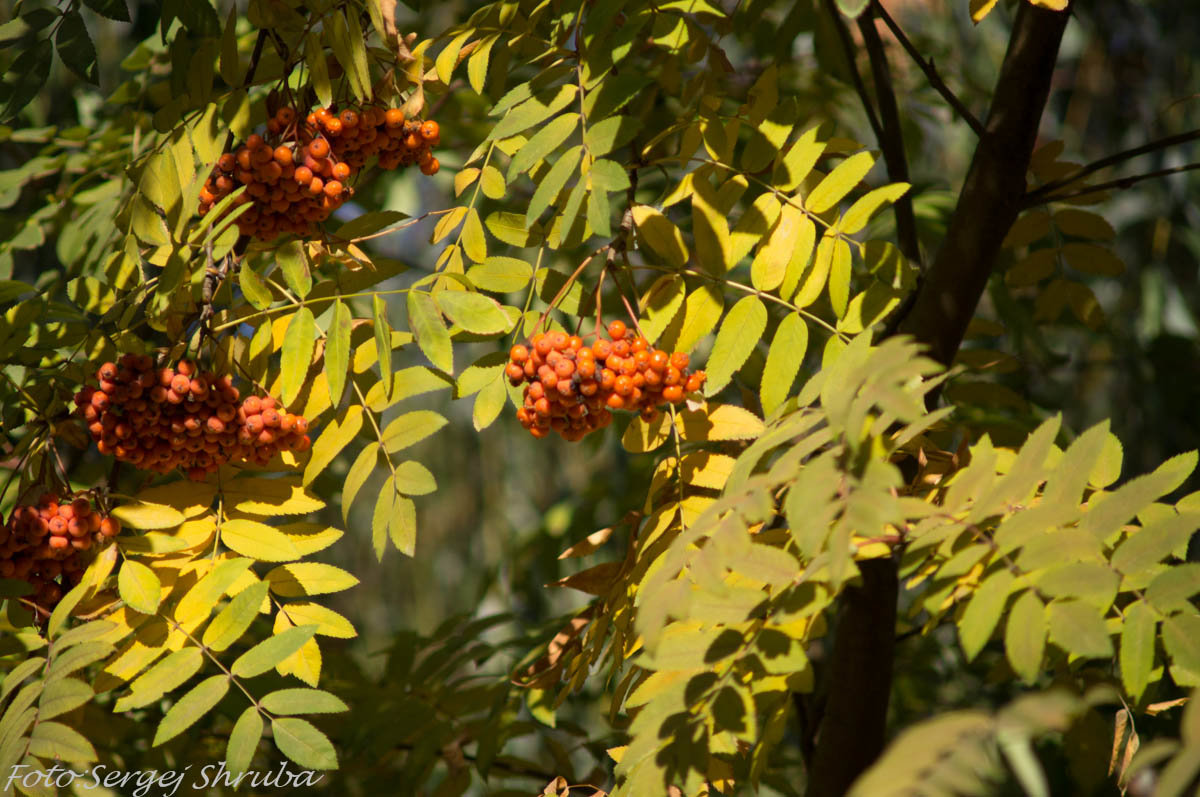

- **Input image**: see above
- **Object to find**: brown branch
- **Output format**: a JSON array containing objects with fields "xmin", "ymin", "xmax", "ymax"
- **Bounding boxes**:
[
  {"xmin": 807, "ymin": 558, "xmax": 898, "ymax": 796},
  {"xmin": 823, "ymin": 0, "xmax": 885, "ymax": 148},
  {"xmin": 873, "ymin": 0, "xmax": 985, "ymax": 137},
  {"xmin": 1025, "ymin": 161, "xmax": 1200, "ymax": 207},
  {"xmin": 894, "ymin": 0, "xmax": 1073, "ymax": 368},
  {"xmin": 1024, "ymin": 128, "xmax": 1200, "ymax": 202},
  {"xmin": 857, "ymin": 5, "xmax": 922, "ymax": 266}
]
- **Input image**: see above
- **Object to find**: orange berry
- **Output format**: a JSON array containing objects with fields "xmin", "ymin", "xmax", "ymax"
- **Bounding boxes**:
[
  {"xmin": 662, "ymin": 385, "xmax": 684, "ymax": 403},
  {"xmin": 670, "ymin": 352, "xmax": 690, "ymax": 370},
  {"xmin": 506, "ymin": 363, "xmax": 526, "ymax": 383},
  {"xmin": 420, "ymin": 157, "xmax": 439, "ymax": 176},
  {"xmin": 308, "ymin": 177, "xmax": 325, "ymax": 195},
  {"xmin": 274, "ymin": 146, "xmax": 293, "ymax": 165},
  {"xmin": 276, "ymin": 107, "xmax": 296, "ymax": 125},
  {"xmin": 293, "ymin": 165, "xmax": 313, "ymax": 184},
  {"xmin": 99, "ymin": 517, "xmax": 121, "ymax": 537},
  {"xmin": 510, "ymin": 344, "xmax": 530, "ymax": 364},
  {"xmin": 325, "ymin": 118, "xmax": 343, "ymax": 135},
  {"xmin": 340, "ymin": 109, "xmax": 359, "ymax": 128},
  {"xmin": 177, "ymin": 359, "xmax": 196, "ymax": 376},
  {"xmin": 420, "ymin": 120, "xmax": 439, "ymax": 140},
  {"xmin": 592, "ymin": 339, "xmax": 613, "ymax": 360},
  {"xmin": 385, "ymin": 108, "xmax": 405, "ymax": 127},
  {"xmin": 649, "ymin": 350, "xmax": 669, "ymax": 371},
  {"xmin": 534, "ymin": 335, "xmax": 554, "ymax": 357},
  {"xmin": 606, "ymin": 393, "xmax": 625, "ymax": 409},
  {"xmin": 308, "ymin": 138, "xmax": 330, "ymax": 158},
  {"xmin": 614, "ymin": 375, "xmax": 634, "ymax": 397},
  {"xmin": 607, "ymin": 320, "xmax": 627, "ymax": 340},
  {"xmin": 332, "ymin": 161, "xmax": 351, "ymax": 181},
  {"xmin": 554, "ymin": 360, "xmax": 574, "ymax": 379},
  {"xmin": 324, "ymin": 180, "xmax": 343, "ymax": 197}
]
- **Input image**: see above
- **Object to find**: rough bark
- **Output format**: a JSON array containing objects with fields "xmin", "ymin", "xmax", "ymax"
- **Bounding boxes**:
[{"xmin": 805, "ymin": 3, "xmax": 1073, "ymax": 795}]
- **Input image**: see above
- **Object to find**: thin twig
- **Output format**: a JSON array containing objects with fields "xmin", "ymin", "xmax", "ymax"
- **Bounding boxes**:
[
  {"xmin": 1025, "ymin": 128, "xmax": 1200, "ymax": 201},
  {"xmin": 858, "ymin": 5, "xmax": 922, "ymax": 266},
  {"xmin": 823, "ymin": 0, "xmax": 885, "ymax": 147},
  {"xmin": 872, "ymin": 0, "xmax": 985, "ymax": 136},
  {"xmin": 1024, "ymin": 161, "xmax": 1200, "ymax": 207}
]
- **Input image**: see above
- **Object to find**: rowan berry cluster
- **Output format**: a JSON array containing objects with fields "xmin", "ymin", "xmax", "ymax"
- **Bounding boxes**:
[
  {"xmin": 73, "ymin": 354, "xmax": 312, "ymax": 481},
  {"xmin": 1, "ymin": 493, "xmax": 120, "ymax": 609},
  {"xmin": 198, "ymin": 104, "xmax": 441, "ymax": 241},
  {"xmin": 506, "ymin": 320, "xmax": 707, "ymax": 441}
]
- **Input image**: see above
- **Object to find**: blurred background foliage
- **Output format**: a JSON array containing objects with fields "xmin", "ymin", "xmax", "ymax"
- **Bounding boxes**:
[{"xmin": 1, "ymin": 0, "xmax": 1198, "ymax": 791}]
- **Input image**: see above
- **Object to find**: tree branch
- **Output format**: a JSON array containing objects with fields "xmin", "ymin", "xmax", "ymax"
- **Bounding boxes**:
[
  {"xmin": 895, "ymin": 0, "xmax": 1073, "ymax": 368},
  {"xmin": 1024, "ymin": 128, "xmax": 1200, "ymax": 202},
  {"xmin": 808, "ymin": 5, "xmax": 1074, "ymax": 795},
  {"xmin": 873, "ymin": 0, "xmax": 986, "ymax": 137},
  {"xmin": 823, "ymin": 0, "xmax": 885, "ymax": 148},
  {"xmin": 806, "ymin": 558, "xmax": 898, "ymax": 797},
  {"xmin": 1025, "ymin": 161, "xmax": 1200, "ymax": 207},
  {"xmin": 857, "ymin": 5, "xmax": 922, "ymax": 266}
]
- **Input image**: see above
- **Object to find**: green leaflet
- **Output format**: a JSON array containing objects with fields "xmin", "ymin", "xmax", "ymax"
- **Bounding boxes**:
[
  {"xmin": 152, "ymin": 675, "xmax": 229, "ymax": 746},
  {"xmin": 226, "ymin": 707, "xmax": 263, "ymax": 777},
  {"xmin": 958, "ymin": 571, "xmax": 1016, "ymax": 662},
  {"xmin": 407, "ymin": 291, "xmax": 453, "ymax": 373},
  {"xmin": 272, "ymin": 717, "xmax": 338, "ymax": 770},
  {"xmin": 1006, "ymin": 591, "xmax": 1046, "ymax": 684},
  {"xmin": 472, "ymin": 375, "xmax": 507, "ymax": 431},
  {"xmin": 489, "ymin": 84, "xmax": 578, "ymax": 141},
  {"xmin": 436, "ymin": 290, "xmax": 511, "ymax": 334},
  {"xmin": 203, "ymin": 581, "xmax": 271, "ymax": 652},
  {"xmin": 508, "ymin": 113, "xmax": 579, "ymax": 180},
  {"xmin": 669, "ymin": 285, "xmax": 724, "ymax": 354},
  {"xmin": 260, "ymin": 688, "xmax": 348, "ymax": 715},
  {"xmin": 528, "ymin": 145, "xmax": 581, "ymax": 227},
  {"xmin": 638, "ymin": 275, "xmax": 685, "ymax": 344},
  {"xmin": 381, "ymin": 410, "xmax": 448, "ymax": 453},
  {"xmin": 704, "ymin": 295, "xmax": 767, "ymax": 396},
  {"xmin": 230, "ymin": 625, "xmax": 319, "ymax": 678},
  {"xmin": 280, "ymin": 308, "xmax": 316, "ymax": 407},
  {"xmin": 325, "ymin": 298, "xmax": 351, "ymax": 406},
  {"xmin": 117, "ymin": 560, "xmax": 161, "ymax": 615},
  {"xmin": 1120, "ymin": 601, "xmax": 1156, "ymax": 701},
  {"xmin": 759, "ymin": 312, "xmax": 808, "ymax": 415},
  {"xmin": 114, "ymin": 648, "xmax": 204, "ymax": 712},
  {"xmin": 341, "ymin": 443, "xmax": 379, "ymax": 524}
]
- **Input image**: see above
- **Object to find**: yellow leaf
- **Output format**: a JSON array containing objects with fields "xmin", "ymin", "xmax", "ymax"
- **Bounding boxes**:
[
  {"xmin": 676, "ymin": 404, "xmax": 765, "ymax": 441},
  {"xmin": 273, "ymin": 612, "xmax": 323, "ymax": 686},
  {"xmin": 110, "ymin": 501, "xmax": 185, "ymax": 531},
  {"xmin": 751, "ymin": 204, "xmax": 804, "ymax": 292},
  {"xmin": 805, "ymin": 151, "xmax": 875, "ymax": 214},
  {"xmin": 622, "ymin": 412, "xmax": 672, "ymax": 453},
  {"xmin": 794, "ymin": 234, "xmax": 837, "ymax": 309},
  {"xmin": 222, "ymin": 478, "xmax": 325, "ymax": 516},
  {"xmin": 671, "ymin": 285, "xmax": 724, "ymax": 354},
  {"xmin": 970, "ymin": 0, "xmax": 1001, "ymax": 23},
  {"xmin": 1027, "ymin": 0, "xmax": 1068, "ymax": 9},
  {"xmin": 631, "ymin": 205, "xmax": 688, "ymax": 267},
  {"xmin": 692, "ymin": 179, "xmax": 733, "ymax": 273},
  {"xmin": 679, "ymin": 451, "xmax": 737, "ymax": 490},
  {"xmin": 133, "ymin": 481, "xmax": 215, "ymax": 519},
  {"xmin": 278, "ymin": 602, "xmax": 357, "ymax": 638}
]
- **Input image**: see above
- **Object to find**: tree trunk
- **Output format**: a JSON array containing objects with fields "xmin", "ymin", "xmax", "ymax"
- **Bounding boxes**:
[{"xmin": 806, "ymin": 3, "xmax": 1073, "ymax": 795}]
